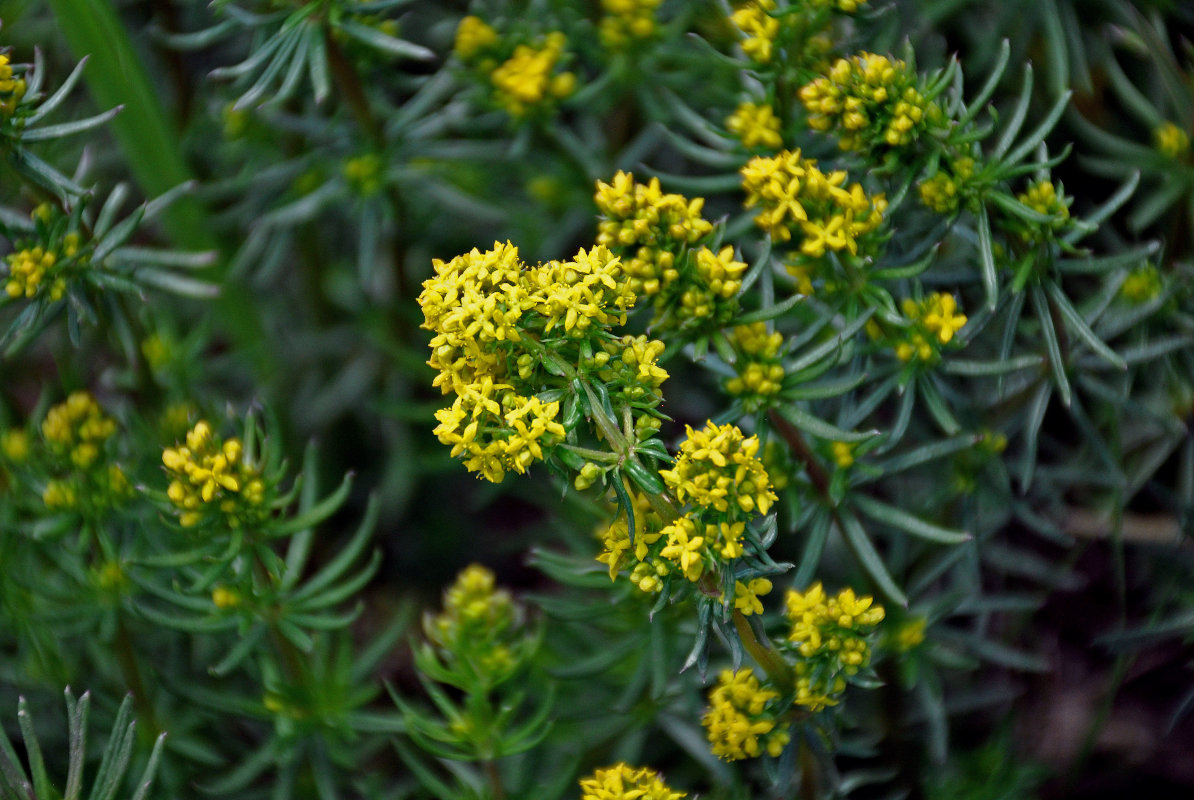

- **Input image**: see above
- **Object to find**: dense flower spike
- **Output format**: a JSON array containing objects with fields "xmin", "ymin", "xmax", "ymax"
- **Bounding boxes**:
[
  {"xmin": 579, "ymin": 763, "xmax": 686, "ymax": 800},
  {"xmin": 702, "ymin": 668, "xmax": 790, "ymax": 760},
  {"xmin": 741, "ymin": 149, "xmax": 886, "ymax": 255},
  {"xmin": 162, "ymin": 420, "xmax": 266, "ymax": 528},
  {"xmin": 599, "ymin": 0, "xmax": 663, "ymax": 49},
  {"xmin": 660, "ymin": 421, "xmax": 776, "ymax": 519},
  {"xmin": 727, "ymin": 101, "xmax": 783, "ymax": 150},
  {"xmin": 799, "ymin": 52, "xmax": 940, "ymax": 151},
  {"xmin": 490, "ymin": 32, "xmax": 575, "ymax": 117},
  {"xmin": 784, "ymin": 583, "xmax": 884, "ymax": 710}
]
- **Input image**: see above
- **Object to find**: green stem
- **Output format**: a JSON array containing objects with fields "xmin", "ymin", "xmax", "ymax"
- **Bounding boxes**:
[
  {"xmin": 731, "ymin": 606, "xmax": 793, "ymax": 690},
  {"xmin": 484, "ymin": 759, "xmax": 506, "ymax": 800}
]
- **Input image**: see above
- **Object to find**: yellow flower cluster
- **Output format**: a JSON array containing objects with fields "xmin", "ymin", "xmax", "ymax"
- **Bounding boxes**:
[
  {"xmin": 730, "ymin": 1, "xmax": 780, "ymax": 64},
  {"xmin": 0, "ymin": 53, "xmax": 25, "ymax": 116},
  {"xmin": 727, "ymin": 101, "xmax": 783, "ymax": 150},
  {"xmin": 918, "ymin": 156, "xmax": 975, "ymax": 214},
  {"xmin": 5, "ymin": 246, "xmax": 63, "ymax": 301},
  {"xmin": 733, "ymin": 576, "xmax": 773, "ymax": 615},
  {"xmin": 785, "ymin": 583, "xmax": 884, "ymax": 710},
  {"xmin": 162, "ymin": 420, "xmax": 266, "ymax": 528},
  {"xmin": 594, "ymin": 172, "xmax": 742, "ymax": 330},
  {"xmin": 599, "ymin": 0, "xmax": 663, "ymax": 49},
  {"xmin": 660, "ymin": 422, "xmax": 775, "ymax": 518},
  {"xmin": 579, "ymin": 763, "xmax": 685, "ymax": 800},
  {"xmin": 725, "ymin": 322, "xmax": 785, "ymax": 408},
  {"xmin": 876, "ymin": 292, "xmax": 967, "ymax": 363},
  {"xmin": 799, "ymin": 52, "xmax": 939, "ymax": 150},
  {"xmin": 42, "ymin": 392, "xmax": 117, "ymax": 469},
  {"xmin": 1, "ymin": 429, "xmax": 29, "ymax": 463},
  {"xmin": 889, "ymin": 616, "xmax": 927, "ymax": 652},
  {"xmin": 37, "ymin": 393, "xmax": 130, "ymax": 513},
  {"xmin": 1016, "ymin": 179, "xmax": 1070, "ymax": 237},
  {"xmin": 490, "ymin": 32, "xmax": 575, "ymax": 117},
  {"xmin": 424, "ymin": 564, "xmax": 518, "ymax": 678},
  {"xmin": 741, "ymin": 149, "xmax": 887, "ymax": 255},
  {"xmin": 454, "ymin": 15, "xmax": 499, "ymax": 62},
  {"xmin": 703, "ymin": 668, "xmax": 790, "ymax": 760},
  {"xmin": 1119, "ymin": 263, "xmax": 1163, "ymax": 304},
  {"xmin": 587, "ymin": 334, "xmax": 669, "ymax": 406},
  {"xmin": 597, "ymin": 490, "xmax": 671, "ymax": 591},
  {"xmin": 433, "ymin": 382, "xmax": 566, "ymax": 483},
  {"xmin": 343, "ymin": 153, "xmax": 383, "ymax": 196},
  {"xmin": 1154, "ymin": 121, "xmax": 1190, "ymax": 159},
  {"xmin": 421, "ymin": 242, "xmax": 636, "ymax": 482}
]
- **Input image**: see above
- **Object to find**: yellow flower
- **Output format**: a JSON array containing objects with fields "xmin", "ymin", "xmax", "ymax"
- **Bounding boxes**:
[
  {"xmin": 490, "ymin": 33, "xmax": 573, "ymax": 117},
  {"xmin": 454, "ymin": 15, "xmax": 499, "ymax": 61},
  {"xmin": 733, "ymin": 577, "xmax": 772, "ymax": 615},
  {"xmin": 784, "ymin": 583, "xmax": 884, "ymax": 708},
  {"xmin": 162, "ymin": 419, "xmax": 266, "ymax": 528},
  {"xmin": 4, "ymin": 245, "xmax": 65, "ymax": 301},
  {"xmin": 741, "ymin": 149, "xmax": 885, "ymax": 251},
  {"xmin": 891, "ymin": 616, "xmax": 926, "ymax": 652},
  {"xmin": 42, "ymin": 392, "xmax": 117, "ymax": 468},
  {"xmin": 1120, "ymin": 263, "xmax": 1163, "ymax": 304},
  {"xmin": 0, "ymin": 53, "xmax": 27, "ymax": 116},
  {"xmin": 1154, "ymin": 121, "xmax": 1190, "ymax": 159},
  {"xmin": 831, "ymin": 441, "xmax": 855, "ymax": 468},
  {"xmin": 884, "ymin": 292, "xmax": 967, "ymax": 364},
  {"xmin": 1, "ymin": 429, "xmax": 29, "ymax": 462},
  {"xmin": 579, "ymin": 762, "xmax": 686, "ymax": 800},
  {"xmin": 599, "ymin": 0, "xmax": 663, "ymax": 49},
  {"xmin": 727, "ymin": 101, "xmax": 783, "ymax": 150},
  {"xmin": 730, "ymin": 1, "xmax": 779, "ymax": 64}
]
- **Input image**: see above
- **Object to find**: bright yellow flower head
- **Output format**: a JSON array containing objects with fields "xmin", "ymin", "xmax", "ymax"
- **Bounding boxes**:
[
  {"xmin": 599, "ymin": 0, "xmax": 663, "ymax": 49},
  {"xmin": 730, "ymin": 1, "xmax": 780, "ymax": 64},
  {"xmin": 703, "ymin": 668, "xmax": 789, "ymax": 760},
  {"xmin": 784, "ymin": 583, "xmax": 884, "ymax": 708},
  {"xmin": 727, "ymin": 101, "xmax": 783, "ymax": 150},
  {"xmin": 490, "ymin": 33, "xmax": 574, "ymax": 117},
  {"xmin": 579, "ymin": 762, "xmax": 685, "ymax": 800},
  {"xmin": 659, "ymin": 421, "xmax": 776, "ymax": 519},
  {"xmin": 454, "ymin": 15, "xmax": 499, "ymax": 61},
  {"xmin": 162, "ymin": 419, "xmax": 266, "ymax": 528},
  {"xmin": 741, "ymin": 149, "xmax": 885, "ymax": 252},
  {"xmin": 42, "ymin": 392, "xmax": 117, "ymax": 469}
]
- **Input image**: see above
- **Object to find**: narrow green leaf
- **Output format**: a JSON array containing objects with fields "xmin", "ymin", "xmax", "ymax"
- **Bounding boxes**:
[
  {"xmin": 777, "ymin": 404, "xmax": 877, "ymax": 443},
  {"xmin": 852, "ymin": 494, "xmax": 970, "ymax": 544},
  {"xmin": 21, "ymin": 106, "xmax": 124, "ymax": 142},
  {"xmin": 1003, "ymin": 91, "xmax": 1073, "ymax": 168},
  {"xmin": 337, "ymin": 19, "xmax": 435, "ymax": 60},
  {"xmin": 1030, "ymin": 284, "xmax": 1071, "ymax": 407},
  {"xmin": 838, "ymin": 511, "xmax": 907, "ymax": 607},
  {"xmin": 956, "ymin": 40, "xmax": 1010, "ymax": 129},
  {"xmin": 794, "ymin": 510, "xmax": 831, "ymax": 588},
  {"xmin": 1044, "ymin": 280, "xmax": 1125, "ymax": 370},
  {"xmin": 977, "ymin": 204, "xmax": 998, "ymax": 309},
  {"xmin": 16, "ymin": 701, "xmax": 48, "ymax": 800},
  {"xmin": 734, "ymin": 293, "xmax": 802, "ymax": 325}
]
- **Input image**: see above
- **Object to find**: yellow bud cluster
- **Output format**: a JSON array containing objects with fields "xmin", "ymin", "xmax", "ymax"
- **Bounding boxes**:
[
  {"xmin": 490, "ymin": 32, "xmax": 575, "ymax": 117},
  {"xmin": 1154, "ymin": 121, "xmax": 1190, "ymax": 159},
  {"xmin": 599, "ymin": 0, "xmax": 663, "ymax": 49},
  {"xmin": 454, "ymin": 15, "xmax": 499, "ymax": 62},
  {"xmin": 1, "ymin": 429, "xmax": 30, "ymax": 463},
  {"xmin": 579, "ymin": 762, "xmax": 686, "ymax": 800},
  {"xmin": 5, "ymin": 246, "xmax": 64, "ymax": 301},
  {"xmin": 727, "ymin": 101, "xmax": 783, "ymax": 150},
  {"xmin": 784, "ymin": 583, "xmax": 884, "ymax": 709},
  {"xmin": 918, "ymin": 157, "xmax": 974, "ymax": 214},
  {"xmin": 730, "ymin": 1, "xmax": 780, "ymax": 64},
  {"xmin": 0, "ymin": 53, "xmax": 26, "ymax": 116},
  {"xmin": 162, "ymin": 420, "xmax": 266, "ymax": 528},
  {"xmin": 595, "ymin": 171, "xmax": 714, "ymax": 296},
  {"xmin": 660, "ymin": 421, "xmax": 776, "ymax": 519},
  {"xmin": 741, "ymin": 149, "xmax": 886, "ymax": 255},
  {"xmin": 890, "ymin": 616, "xmax": 927, "ymax": 652},
  {"xmin": 725, "ymin": 322, "xmax": 785, "ymax": 406},
  {"xmin": 703, "ymin": 668, "xmax": 790, "ymax": 760},
  {"xmin": 343, "ymin": 153, "xmax": 383, "ymax": 196},
  {"xmin": 799, "ymin": 52, "xmax": 939, "ymax": 151},
  {"xmin": 424, "ymin": 564, "xmax": 521, "ymax": 679},
  {"xmin": 43, "ymin": 392, "xmax": 117, "ymax": 469},
  {"xmin": 1016, "ymin": 179, "xmax": 1070, "ymax": 236},
  {"xmin": 1119, "ymin": 263, "xmax": 1163, "ymax": 304}
]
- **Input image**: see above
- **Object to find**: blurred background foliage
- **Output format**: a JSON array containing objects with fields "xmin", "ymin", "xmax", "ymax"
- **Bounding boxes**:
[{"xmin": 1, "ymin": 0, "xmax": 1193, "ymax": 798}]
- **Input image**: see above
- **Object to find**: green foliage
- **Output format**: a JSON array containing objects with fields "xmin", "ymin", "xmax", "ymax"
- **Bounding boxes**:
[{"xmin": 2, "ymin": 0, "xmax": 1194, "ymax": 798}]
